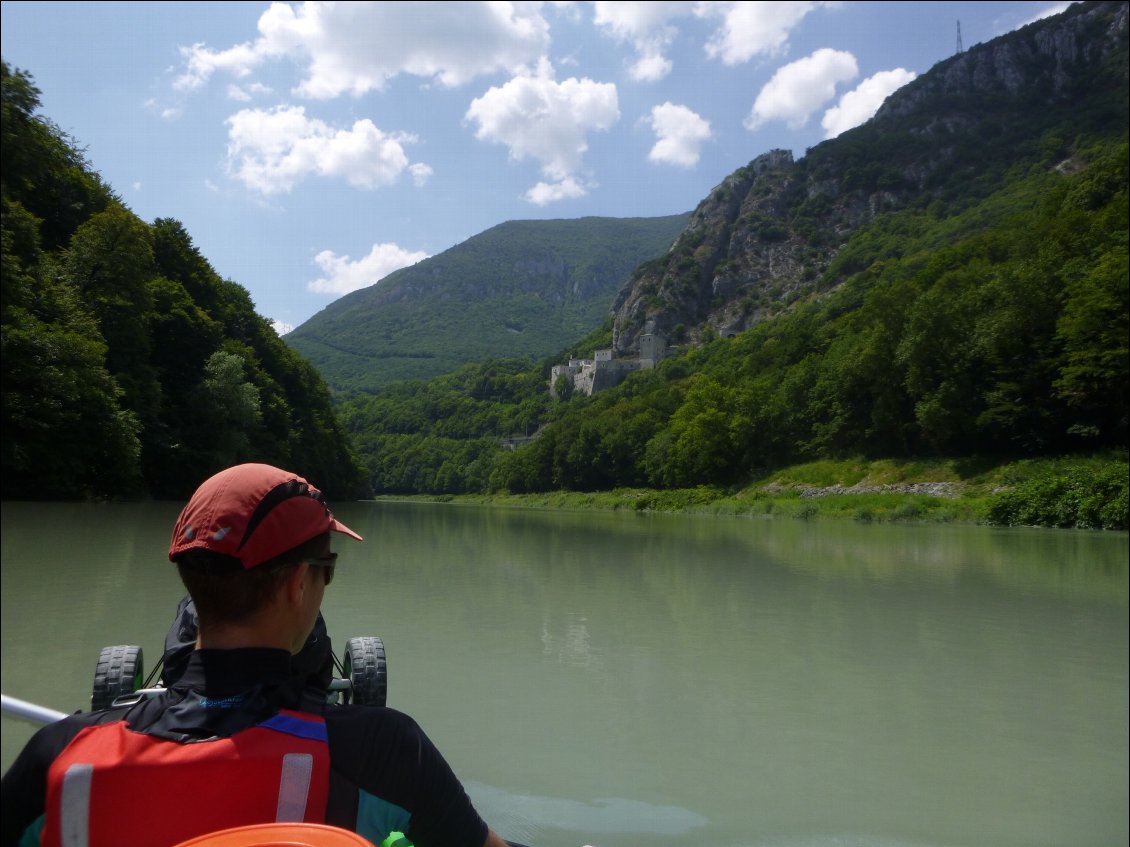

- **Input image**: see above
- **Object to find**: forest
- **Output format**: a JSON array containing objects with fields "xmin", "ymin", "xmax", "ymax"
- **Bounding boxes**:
[
  {"xmin": 337, "ymin": 137, "xmax": 1128, "ymax": 529},
  {"xmin": 1, "ymin": 61, "xmax": 366, "ymax": 499}
]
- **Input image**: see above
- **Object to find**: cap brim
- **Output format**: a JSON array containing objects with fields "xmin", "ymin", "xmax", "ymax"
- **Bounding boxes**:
[{"xmin": 331, "ymin": 518, "xmax": 362, "ymax": 542}]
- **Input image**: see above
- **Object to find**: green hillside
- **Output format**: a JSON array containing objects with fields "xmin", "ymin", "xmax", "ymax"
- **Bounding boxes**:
[
  {"xmin": 284, "ymin": 215, "xmax": 688, "ymax": 392},
  {"xmin": 333, "ymin": 2, "xmax": 1128, "ymax": 528},
  {"xmin": 0, "ymin": 61, "xmax": 366, "ymax": 499}
]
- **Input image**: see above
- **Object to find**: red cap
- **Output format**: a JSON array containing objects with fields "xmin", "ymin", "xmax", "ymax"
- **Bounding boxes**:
[{"xmin": 169, "ymin": 464, "xmax": 362, "ymax": 569}]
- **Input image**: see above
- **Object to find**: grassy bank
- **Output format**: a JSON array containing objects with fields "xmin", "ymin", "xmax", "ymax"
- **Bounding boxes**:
[{"xmin": 390, "ymin": 453, "xmax": 1128, "ymax": 531}]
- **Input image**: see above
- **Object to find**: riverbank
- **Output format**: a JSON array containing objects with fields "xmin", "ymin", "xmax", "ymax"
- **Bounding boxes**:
[{"xmin": 379, "ymin": 453, "xmax": 1129, "ymax": 531}]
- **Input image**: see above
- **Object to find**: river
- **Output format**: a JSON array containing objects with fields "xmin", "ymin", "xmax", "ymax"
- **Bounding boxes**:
[{"xmin": 1, "ymin": 500, "xmax": 1127, "ymax": 847}]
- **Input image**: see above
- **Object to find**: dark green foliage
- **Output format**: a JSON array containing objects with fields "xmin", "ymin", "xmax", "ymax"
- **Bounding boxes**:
[
  {"xmin": 1, "ymin": 196, "xmax": 142, "ymax": 498},
  {"xmin": 338, "ymin": 359, "xmax": 551, "ymax": 493},
  {"xmin": 988, "ymin": 457, "xmax": 1129, "ymax": 530},
  {"xmin": 0, "ymin": 60, "xmax": 365, "ymax": 500},
  {"xmin": 61, "ymin": 204, "xmax": 162, "ymax": 434},
  {"xmin": 1, "ymin": 63, "xmax": 114, "ymax": 249}
]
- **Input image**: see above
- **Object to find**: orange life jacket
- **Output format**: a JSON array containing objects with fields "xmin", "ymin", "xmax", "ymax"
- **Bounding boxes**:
[{"xmin": 40, "ymin": 710, "xmax": 330, "ymax": 847}]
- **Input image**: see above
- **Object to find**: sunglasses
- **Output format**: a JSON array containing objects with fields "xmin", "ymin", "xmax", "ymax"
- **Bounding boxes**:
[{"xmin": 308, "ymin": 552, "xmax": 338, "ymax": 586}]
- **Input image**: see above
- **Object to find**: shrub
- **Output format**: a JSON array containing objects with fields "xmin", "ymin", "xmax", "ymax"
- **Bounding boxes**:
[
  {"xmin": 988, "ymin": 460, "xmax": 1129, "ymax": 529},
  {"xmin": 794, "ymin": 502, "xmax": 819, "ymax": 520},
  {"xmin": 891, "ymin": 501, "xmax": 923, "ymax": 521}
]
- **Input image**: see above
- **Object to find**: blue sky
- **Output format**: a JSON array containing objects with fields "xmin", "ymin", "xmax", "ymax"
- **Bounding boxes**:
[{"xmin": 1, "ymin": 1, "xmax": 1070, "ymax": 333}]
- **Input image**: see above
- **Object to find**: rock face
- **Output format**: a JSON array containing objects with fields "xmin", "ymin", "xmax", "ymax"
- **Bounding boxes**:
[
  {"xmin": 610, "ymin": 0, "xmax": 1128, "ymax": 355},
  {"xmin": 878, "ymin": 0, "xmax": 1129, "ymax": 113}
]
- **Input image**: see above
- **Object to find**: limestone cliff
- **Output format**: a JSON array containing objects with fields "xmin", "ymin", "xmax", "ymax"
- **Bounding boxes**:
[{"xmin": 610, "ymin": 0, "xmax": 1128, "ymax": 355}]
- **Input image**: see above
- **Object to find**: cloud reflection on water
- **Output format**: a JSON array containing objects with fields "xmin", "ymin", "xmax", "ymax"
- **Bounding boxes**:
[{"xmin": 466, "ymin": 781, "xmax": 709, "ymax": 839}]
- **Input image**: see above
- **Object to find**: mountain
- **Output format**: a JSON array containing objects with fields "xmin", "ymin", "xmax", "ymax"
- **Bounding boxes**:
[
  {"xmin": 610, "ymin": 0, "xmax": 1128, "ymax": 354},
  {"xmin": 285, "ymin": 214, "xmax": 689, "ymax": 392},
  {"xmin": 335, "ymin": 0, "xmax": 1127, "ymax": 506}
]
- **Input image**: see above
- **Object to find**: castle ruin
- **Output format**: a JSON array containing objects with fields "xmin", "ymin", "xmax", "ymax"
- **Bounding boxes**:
[{"xmin": 549, "ymin": 332, "xmax": 668, "ymax": 397}]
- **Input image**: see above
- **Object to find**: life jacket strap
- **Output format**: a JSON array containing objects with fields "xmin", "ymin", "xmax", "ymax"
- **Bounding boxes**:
[
  {"xmin": 59, "ymin": 763, "xmax": 92, "ymax": 847},
  {"xmin": 277, "ymin": 753, "xmax": 314, "ymax": 822}
]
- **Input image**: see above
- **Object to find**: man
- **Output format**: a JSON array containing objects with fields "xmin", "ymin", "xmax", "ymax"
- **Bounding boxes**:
[
  {"xmin": 159, "ymin": 594, "xmax": 337, "ymax": 709},
  {"xmin": 1, "ymin": 463, "xmax": 510, "ymax": 847}
]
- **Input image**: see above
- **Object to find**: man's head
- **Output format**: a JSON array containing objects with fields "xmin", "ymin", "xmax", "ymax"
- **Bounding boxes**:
[
  {"xmin": 170, "ymin": 463, "xmax": 360, "ymax": 567},
  {"xmin": 168, "ymin": 464, "xmax": 361, "ymax": 647}
]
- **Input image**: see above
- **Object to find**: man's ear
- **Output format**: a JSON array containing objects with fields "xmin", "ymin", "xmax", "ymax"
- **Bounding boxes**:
[{"xmin": 283, "ymin": 562, "xmax": 310, "ymax": 609}]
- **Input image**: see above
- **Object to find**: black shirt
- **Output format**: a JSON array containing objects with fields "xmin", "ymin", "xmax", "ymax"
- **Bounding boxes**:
[{"xmin": 0, "ymin": 648, "xmax": 487, "ymax": 847}]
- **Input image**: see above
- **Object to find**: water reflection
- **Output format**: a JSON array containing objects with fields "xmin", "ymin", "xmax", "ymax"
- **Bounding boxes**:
[
  {"xmin": 467, "ymin": 781, "xmax": 709, "ymax": 838},
  {"xmin": 541, "ymin": 613, "xmax": 601, "ymax": 670}
]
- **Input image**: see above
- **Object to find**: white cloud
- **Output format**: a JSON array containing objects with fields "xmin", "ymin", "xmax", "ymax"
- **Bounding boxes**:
[
  {"xmin": 132, "ymin": 181, "xmax": 142, "ymax": 192},
  {"xmin": 647, "ymin": 102, "xmax": 712, "ymax": 167},
  {"xmin": 176, "ymin": 2, "xmax": 550, "ymax": 98},
  {"xmin": 821, "ymin": 68, "xmax": 916, "ymax": 138},
  {"xmin": 309, "ymin": 243, "xmax": 431, "ymax": 296},
  {"xmin": 697, "ymin": 1, "xmax": 826, "ymax": 65},
  {"xmin": 465, "ymin": 59, "xmax": 619, "ymax": 202},
  {"xmin": 146, "ymin": 97, "xmax": 183, "ymax": 121},
  {"xmin": 526, "ymin": 177, "xmax": 588, "ymax": 206},
  {"xmin": 630, "ymin": 52, "xmax": 674, "ymax": 82},
  {"xmin": 227, "ymin": 81, "xmax": 273, "ymax": 102},
  {"xmin": 1016, "ymin": 3, "xmax": 1072, "ymax": 29},
  {"xmin": 593, "ymin": 2, "xmax": 693, "ymax": 40},
  {"xmin": 225, "ymin": 105, "xmax": 427, "ymax": 194},
  {"xmin": 409, "ymin": 163, "xmax": 434, "ymax": 187},
  {"xmin": 271, "ymin": 319, "xmax": 294, "ymax": 336},
  {"xmin": 593, "ymin": 2, "xmax": 694, "ymax": 82},
  {"xmin": 745, "ymin": 48, "xmax": 858, "ymax": 131},
  {"xmin": 593, "ymin": 2, "xmax": 828, "ymax": 80},
  {"xmin": 175, "ymin": 40, "xmax": 266, "ymax": 90}
]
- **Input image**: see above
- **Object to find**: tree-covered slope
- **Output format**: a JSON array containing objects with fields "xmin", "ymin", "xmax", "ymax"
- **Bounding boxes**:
[
  {"xmin": 1, "ymin": 61, "xmax": 366, "ymax": 499},
  {"xmin": 284, "ymin": 214, "xmax": 688, "ymax": 392},
  {"xmin": 333, "ymin": 1, "xmax": 1127, "ymax": 526},
  {"xmin": 336, "ymin": 136, "xmax": 1127, "ymax": 523}
]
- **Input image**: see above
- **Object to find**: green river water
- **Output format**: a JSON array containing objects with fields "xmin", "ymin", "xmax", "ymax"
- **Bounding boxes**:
[{"xmin": 1, "ymin": 501, "xmax": 1126, "ymax": 847}]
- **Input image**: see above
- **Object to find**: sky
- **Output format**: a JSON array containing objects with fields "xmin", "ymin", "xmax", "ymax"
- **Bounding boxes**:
[{"xmin": 1, "ymin": 1, "xmax": 1072, "ymax": 333}]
